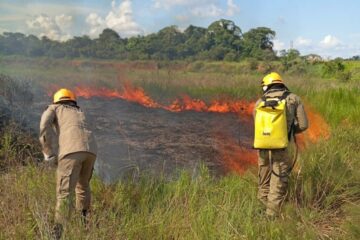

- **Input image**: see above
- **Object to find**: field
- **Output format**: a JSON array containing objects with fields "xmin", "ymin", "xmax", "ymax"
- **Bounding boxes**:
[{"xmin": 0, "ymin": 57, "xmax": 359, "ymax": 239}]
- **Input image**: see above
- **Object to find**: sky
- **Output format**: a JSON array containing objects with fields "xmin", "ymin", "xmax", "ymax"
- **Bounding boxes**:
[{"xmin": 0, "ymin": 0, "xmax": 359, "ymax": 59}]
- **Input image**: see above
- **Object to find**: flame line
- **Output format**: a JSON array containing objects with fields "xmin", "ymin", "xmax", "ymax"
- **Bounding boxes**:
[{"xmin": 71, "ymin": 85, "xmax": 255, "ymax": 115}]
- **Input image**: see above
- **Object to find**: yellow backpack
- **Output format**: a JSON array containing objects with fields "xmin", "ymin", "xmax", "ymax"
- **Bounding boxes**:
[{"xmin": 253, "ymin": 92, "xmax": 290, "ymax": 149}]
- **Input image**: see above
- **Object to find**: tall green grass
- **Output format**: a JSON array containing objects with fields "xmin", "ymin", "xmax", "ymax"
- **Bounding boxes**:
[
  {"xmin": 1, "ymin": 123, "xmax": 359, "ymax": 239},
  {"xmin": 306, "ymin": 88, "xmax": 360, "ymax": 126},
  {"xmin": 1, "ymin": 129, "xmax": 359, "ymax": 240}
]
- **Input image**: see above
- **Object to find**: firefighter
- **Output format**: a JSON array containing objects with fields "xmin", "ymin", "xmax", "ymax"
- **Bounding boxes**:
[
  {"xmin": 39, "ymin": 88, "xmax": 97, "ymax": 237},
  {"xmin": 254, "ymin": 72, "xmax": 308, "ymax": 217}
]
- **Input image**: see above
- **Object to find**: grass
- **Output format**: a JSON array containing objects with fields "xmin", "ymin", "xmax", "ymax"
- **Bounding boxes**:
[
  {"xmin": 1, "ymin": 130, "xmax": 359, "ymax": 239},
  {"xmin": 0, "ymin": 57, "xmax": 359, "ymax": 239}
]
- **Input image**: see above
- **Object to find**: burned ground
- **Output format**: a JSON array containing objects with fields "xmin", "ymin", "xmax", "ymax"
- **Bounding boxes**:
[
  {"xmin": 79, "ymin": 98, "xmax": 255, "ymax": 182},
  {"xmin": 22, "ymin": 92, "xmax": 256, "ymax": 182}
]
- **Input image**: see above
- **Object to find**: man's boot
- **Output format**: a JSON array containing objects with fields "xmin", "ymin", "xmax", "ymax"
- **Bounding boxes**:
[
  {"xmin": 52, "ymin": 223, "xmax": 63, "ymax": 240},
  {"xmin": 81, "ymin": 209, "xmax": 89, "ymax": 229}
]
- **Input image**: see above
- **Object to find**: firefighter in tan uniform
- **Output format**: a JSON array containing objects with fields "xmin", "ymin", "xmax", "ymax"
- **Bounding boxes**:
[
  {"xmin": 254, "ymin": 72, "xmax": 308, "ymax": 217},
  {"xmin": 39, "ymin": 88, "xmax": 97, "ymax": 236}
]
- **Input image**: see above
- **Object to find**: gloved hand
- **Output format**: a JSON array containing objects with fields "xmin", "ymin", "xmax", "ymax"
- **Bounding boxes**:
[{"xmin": 43, "ymin": 153, "xmax": 57, "ymax": 164}]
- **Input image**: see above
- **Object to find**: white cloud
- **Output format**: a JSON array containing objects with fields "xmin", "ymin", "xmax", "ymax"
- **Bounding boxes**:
[
  {"xmin": 0, "ymin": 27, "xmax": 9, "ymax": 34},
  {"xmin": 86, "ymin": 13, "xmax": 105, "ymax": 37},
  {"xmin": 191, "ymin": 4, "xmax": 224, "ymax": 18},
  {"xmin": 153, "ymin": 0, "xmax": 198, "ymax": 9},
  {"xmin": 175, "ymin": 15, "xmax": 190, "ymax": 22},
  {"xmin": 273, "ymin": 39, "xmax": 286, "ymax": 51},
  {"xmin": 294, "ymin": 37, "xmax": 312, "ymax": 47},
  {"xmin": 2, "ymin": 2, "xmax": 96, "ymax": 18},
  {"xmin": 320, "ymin": 35, "xmax": 341, "ymax": 48},
  {"xmin": 226, "ymin": 0, "xmax": 240, "ymax": 16},
  {"xmin": 86, "ymin": 0, "xmax": 143, "ymax": 38},
  {"xmin": 105, "ymin": 0, "xmax": 143, "ymax": 36},
  {"xmin": 55, "ymin": 14, "xmax": 73, "ymax": 32},
  {"xmin": 153, "ymin": 0, "xmax": 239, "ymax": 18},
  {"xmin": 26, "ymin": 14, "xmax": 72, "ymax": 41}
]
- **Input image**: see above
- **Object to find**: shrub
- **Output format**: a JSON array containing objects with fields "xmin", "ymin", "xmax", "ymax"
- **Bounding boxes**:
[
  {"xmin": 224, "ymin": 51, "xmax": 238, "ymax": 62},
  {"xmin": 247, "ymin": 58, "xmax": 258, "ymax": 71},
  {"xmin": 321, "ymin": 60, "xmax": 345, "ymax": 78},
  {"xmin": 257, "ymin": 62, "xmax": 273, "ymax": 74},
  {"xmin": 0, "ymin": 122, "xmax": 41, "ymax": 171},
  {"xmin": 336, "ymin": 70, "xmax": 352, "ymax": 82},
  {"xmin": 0, "ymin": 74, "xmax": 34, "ymax": 106}
]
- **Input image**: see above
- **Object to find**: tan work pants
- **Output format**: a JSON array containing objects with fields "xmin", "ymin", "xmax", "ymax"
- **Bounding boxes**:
[
  {"xmin": 258, "ymin": 149, "xmax": 290, "ymax": 216},
  {"xmin": 55, "ymin": 152, "xmax": 96, "ymax": 224}
]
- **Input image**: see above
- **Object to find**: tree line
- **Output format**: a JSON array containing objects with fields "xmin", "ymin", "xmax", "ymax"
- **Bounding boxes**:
[{"xmin": 0, "ymin": 19, "xmax": 278, "ymax": 61}]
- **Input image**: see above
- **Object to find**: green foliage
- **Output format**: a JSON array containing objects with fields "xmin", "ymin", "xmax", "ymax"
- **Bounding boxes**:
[
  {"xmin": 321, "ymin": 59, "xmax": 352, "ymax": 82},
  {"xmin": 307, "ymin": 88, "xmax": 360, "ymax": 126},
  {"xmin": 0, "ymin": 19, "xmax": 278, "ymax": 61},
  {"xmin": 279, "ymin": 49, "xmax": 302, "ymax": 71},
  {"xmin": 242, "ymin": 27, "xmax": 276, "ymax": 60}
]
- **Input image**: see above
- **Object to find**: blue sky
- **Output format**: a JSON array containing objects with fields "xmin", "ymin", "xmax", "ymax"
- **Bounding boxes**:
[{"xmin": 0, "ymin": 0, "xmax": 359, "ymax": 58}]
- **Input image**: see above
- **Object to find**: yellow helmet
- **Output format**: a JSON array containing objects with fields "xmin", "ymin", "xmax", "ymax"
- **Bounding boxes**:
[
  {"xmin": 262, "ymin": 72, "xmax": 284, "ymax": 86},
  {"xmin": 53, "ymin": 88, "xmax": 76, "ymax": 103}
]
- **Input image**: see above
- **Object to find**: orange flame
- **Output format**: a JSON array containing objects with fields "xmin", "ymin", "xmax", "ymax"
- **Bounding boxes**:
[
  {"xmin": 73, "ymin": 85, "xmax": 161, "ymax": 108},
  {"xmin": 297, "ymin": 106, "xmax": 330, "ymax": 148},
  {"xmin": 216, "ymin": 134, "xmax": 257, "ymax": 174},
  {"xmin": 70, "ymin": 85, "xmax": 254, "ymax": 115}
]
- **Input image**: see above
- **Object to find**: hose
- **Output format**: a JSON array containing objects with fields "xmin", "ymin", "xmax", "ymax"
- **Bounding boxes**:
[{"xmin": 269, "ymin": 134, "xmax": 299, "ymax": 178}]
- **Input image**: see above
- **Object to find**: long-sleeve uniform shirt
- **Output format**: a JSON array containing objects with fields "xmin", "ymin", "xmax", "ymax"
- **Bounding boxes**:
[{"xmin": 39, "ymin": 104, "xmax": 97, "ymax": 160}]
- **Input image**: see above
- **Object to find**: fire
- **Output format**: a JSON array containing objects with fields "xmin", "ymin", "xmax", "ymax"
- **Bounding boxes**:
[
  {"xmin": 297, "ymin": 106, "xmax": 330, "ymax": 148},
  {"xmin": 48, "ymin": 84, "xmax": 330, "ymax": 175},
  {"xmin": 72, "ymin": 85, "xmax": 254, "ymax": 115},
  {"xmin": 216, "ymin": 134, "xmax": 257, "ymax": 174},
  {"xmin": 165, "ymin": 96, "xmax": 208, "ymax": 112},
  {"xmin": 74, "ymin": 85, "xmax": 161, "ymax": 108}
]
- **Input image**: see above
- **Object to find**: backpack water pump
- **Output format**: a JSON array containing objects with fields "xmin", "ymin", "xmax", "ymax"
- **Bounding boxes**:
[{"xmin": 254, "ymin": 91, "xmax": 298, "ymax": 178}]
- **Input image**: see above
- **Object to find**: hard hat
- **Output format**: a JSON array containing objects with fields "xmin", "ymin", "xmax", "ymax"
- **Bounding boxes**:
[
  {"xmin": 262, "ymin": 72, "xmax": 284, "ymax": 86},
  {"xmin": 53, "ymin": 88, "xmax": 76, "ymax": 103}
]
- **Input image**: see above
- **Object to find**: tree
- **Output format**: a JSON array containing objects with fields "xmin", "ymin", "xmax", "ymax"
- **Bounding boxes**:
[
  {"xmin": 279, "ymin": 48, "xmax": 301, "ymax": 70},
  {"xmin": 182, "ymin": 25, "xmax": 208, "ymax": 56},
  {"xmin": 25, "ymin": 35, "xmax": 44, "ymax": 57},
  {"xmin": 95, "ymin": 28, "xmax": 124, "ymax": 58},
  {"xmin": 242, "ymin": 27, "xmax": 276, "ymax": 60},
  {"xmin": 65, "ymin": 35, "xmax": 94, "ymax": 58},
  {"xmin": 206, "ymin": 19, "xmax": 242, "ymax": 59},
  {"xmin": 126, "ymin": 36, "xmax": 149, "ymax": 60},
  {"xmin": 139, "ymin": 25, "xmax": 186, "ymax": 60},
  {"xmin": 0, "ymin": 32, "xmax": 27, "ymax": 55},
  {"xmin": 0, "ymin": 19, "xmax": 280, "ymax": 61}
]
